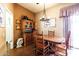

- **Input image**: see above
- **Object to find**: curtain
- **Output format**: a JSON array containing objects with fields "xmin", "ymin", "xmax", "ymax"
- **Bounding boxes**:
[
  {"xmin": 60, "ymin": 3, "xmax": 79, "ymax": 55},
  {"xmin": 60, "ymin": 3, "xmax": 79, "ymax": 42},
  {"xmin": 68, "ymin": 13, "xmax": 79, "ymax": 56},
  {"xmin": 60, "ymin": 4, "xmax": 79, "ymax": 17},
  {"xmin": 70, "ymin": 12, "xmax": 79, "ymax": 48}
]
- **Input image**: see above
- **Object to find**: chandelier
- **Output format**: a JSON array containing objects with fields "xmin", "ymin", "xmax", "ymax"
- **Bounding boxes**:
[{"xmin": 40, "ymin": 3, "xmax": 50, "ymax": 21}]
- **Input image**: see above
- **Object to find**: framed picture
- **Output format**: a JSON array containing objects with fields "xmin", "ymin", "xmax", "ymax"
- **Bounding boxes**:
[
  {"xmin": 44, "ymin": 18, "xmax": 56, "ymax": 27},
  {"xmin": 48, "ymin": 18, "xmax": 56, "ymax": 27}
]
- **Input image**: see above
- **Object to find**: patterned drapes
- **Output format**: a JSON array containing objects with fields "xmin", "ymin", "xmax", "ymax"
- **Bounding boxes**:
[
  {"xmin": 60, "ymin": 4, "xmax": 79, "ymax": 18},
  {"xmin": 59, "ymin": 3, "xmax": 79, "ymax": 38},
  {"xmin": 59, "ymin": 3, "xmax": 79, "ymax": 55}
]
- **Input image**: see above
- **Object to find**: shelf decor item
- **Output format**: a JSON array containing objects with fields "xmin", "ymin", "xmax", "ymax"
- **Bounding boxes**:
[
  {"xmin": 21, "ymin": 16, "xmax": 28, "ymax": 20},
  {"xmin": 24, "ymin": 19, "xmax": 33, "ymax": 33},
  {"xmin": 16, "ymin": 20, "xmax": 21, "ymax": 24},
  {"xmin": 16, "ymin": 24, "xmax": 20, "ymax": 30},
  {"xmin": 21, "ymin": 16, "xmax": 33, "ymax": 33},
  {"xmin": 16, "ymin": 19, "xmax": 21, "ymax": 30},
  {"xmin": 21, "ymin": 16, "xmax": 33, "ymax": 46}
]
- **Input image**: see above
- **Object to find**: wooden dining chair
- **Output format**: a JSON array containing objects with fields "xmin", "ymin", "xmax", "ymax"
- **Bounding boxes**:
[
  {"xmin": 36, "ymin": 31, "xmax": 49, "ymax": 56},
  {"xmin": 55, "ymin": 31, "xmax": 71, "ymax": 56},
  {"xmin": 32, "ymin": 30, "xmax": 38, "ymax": 44},
  {"xmin": 32, "ymin": 30, "xmax": 38, "ymax": 55},
  {"xmin": 48, "ymin": 31, "xmax": 55, "ymax": 55},
  {"xmin": 48, "ymin": 31, "xmax": 55, "ymax": 37}
]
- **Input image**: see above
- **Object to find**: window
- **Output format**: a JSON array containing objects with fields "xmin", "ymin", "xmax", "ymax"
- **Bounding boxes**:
[
  {"xmin": 68, "ymin": 12, "xmax": 79, "ymax": 56},
  {"xmin": 70, "ymin": 12, "xmax": 79, "ymax": 48},
  {"xmin": 0, "ymin": 5, "xmax": 5, "ymax": 27}
]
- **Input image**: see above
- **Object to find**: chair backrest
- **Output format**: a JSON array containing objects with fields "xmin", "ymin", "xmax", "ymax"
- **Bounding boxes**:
[
  {"xmin": 65, "ymin": 31, "xmax": 71, "ymax": 56},
  {"xmin": 66, "ymin": 31, "xmax": 71, "ymax": 48},
  {"xmin": 33, "ymin": 30, "xmax": 38, "ymax": 35},
  {"xmin": 48, "ymin": 31, "xmax": 55, "ymax": 37},
  {"xmin": 36, "ymin": 31, "xmax": 43, "ymax": 48}
]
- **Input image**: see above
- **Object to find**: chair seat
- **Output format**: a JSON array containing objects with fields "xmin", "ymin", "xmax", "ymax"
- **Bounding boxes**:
[
  {"xmin": 56, "ymin": 44, "xmax": 66, "ymax": 50},
  {"xmin": 36, "ymin": 31, "xmax": 49, "ymax": 56},
  {"xmin": 55, "ymin": 51, "xmax": 66, "ymax": 56},
  {"xmin": 55, "ymin": 44, "xmax": 66, "ymax": 56},
  {"xmin": 36, "ymin": 44, "xmax": 49, "ymax": 49}
]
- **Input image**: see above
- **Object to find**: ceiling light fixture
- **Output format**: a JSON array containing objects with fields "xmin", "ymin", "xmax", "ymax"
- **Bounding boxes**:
[
  {"xmin": 40, "ymin": 3, "xmax": 49, "ymax": 21},
  {"xmin": 36, "ymin": 3, "xmax": 39, "ymax": 5}
]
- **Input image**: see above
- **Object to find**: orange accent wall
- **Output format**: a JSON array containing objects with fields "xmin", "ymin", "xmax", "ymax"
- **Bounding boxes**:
[{"xmin": 13, "ymin": 4, "xmax": 35, "ymax": 47}]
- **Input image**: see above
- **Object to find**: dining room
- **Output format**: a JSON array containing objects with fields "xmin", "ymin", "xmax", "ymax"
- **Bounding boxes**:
[
  {"xmin": 11, "ymin": 3, "xmax": 73, "ymax": 56},
  {"xmin": 0, "ymin": 3, "xmax": 79, "ymax": 56}
]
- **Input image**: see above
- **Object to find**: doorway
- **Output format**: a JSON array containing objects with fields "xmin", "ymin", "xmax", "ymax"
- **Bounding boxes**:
[
  {"xmin": 5, "ymin": 7, "xmax": 13, "ymax": 49},
  {"xmin": 68, "ymin": 11, "xmax": 79, "ymax": 56}
]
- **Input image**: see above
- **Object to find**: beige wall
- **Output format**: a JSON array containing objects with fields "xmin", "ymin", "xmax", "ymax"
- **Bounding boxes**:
[
  {"xmin": 35, "ymin": 3, "xmax": 74, "ymax": 37},
  {"xmin": 14, "ymin": 4, "xmax": 35, "ymax": 46},
  {"xmin": 5, "ymin": 3, "xmax": 14, "ymax": 13}
]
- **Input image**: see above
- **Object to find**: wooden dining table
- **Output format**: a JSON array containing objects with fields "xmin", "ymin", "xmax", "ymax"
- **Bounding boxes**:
[
  {"xmin": 43, "ymin": 35, "xmax": 65, "ymax": 44},
  {"xmin": 34, "ymin": 34, "xmax": 66, "ymax": 55},
  {"xmin": 36, "ymin": 35, "xmax": 65, "ymax": 44}
]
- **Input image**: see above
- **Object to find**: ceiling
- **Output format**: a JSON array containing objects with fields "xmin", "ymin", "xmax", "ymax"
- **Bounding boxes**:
[{"xmin": 18, "ymin": 3, "xmax": 57, "ymax": 13}]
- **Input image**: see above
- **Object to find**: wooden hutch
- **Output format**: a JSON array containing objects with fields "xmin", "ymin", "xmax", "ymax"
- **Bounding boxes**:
[{"xmin": 21, "ymin": 16, "xmax": 33, "ymax": 46}]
